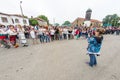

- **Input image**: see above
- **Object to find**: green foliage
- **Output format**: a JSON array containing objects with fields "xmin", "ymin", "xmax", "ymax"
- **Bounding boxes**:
[
  {"xmin": 103, "ymin": 14, "xmax": 120, "ymax": 27},
  {"xmin": 29, "ymin": 19, "xmax": 38, "ymax": 26},
  {"xmin": 23, "ymin": 16, "xmax": 28, "ymax": 18},
  {"xmin": 54, "ymin": 23, "xmax": 60, "ymax": 26},
  {"xmin": 38, "ymin": 15, "xmax": 49, "ymax": 25},
  {"xmin": 62, "ymin": 21, "xmax": 71, "ymax": 26}
]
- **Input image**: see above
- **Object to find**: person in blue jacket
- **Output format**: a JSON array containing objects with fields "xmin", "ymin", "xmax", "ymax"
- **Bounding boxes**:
[{"xmin": 87, "ymin": 28, "xmax": 104, "ymax": 67}]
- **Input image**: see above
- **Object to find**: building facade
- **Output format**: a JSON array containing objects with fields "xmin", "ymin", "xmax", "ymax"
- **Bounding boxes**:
[
  {"xmin": 72, "ymin": 17, "xmax": 102, "ymax": 27},
  {"xmin": 34, "ymin": 18, "xmax": 47, "ymax": 27},
  {"xmin": 0, "ymin": 12, "xmax": 29, "ymax": 26}
]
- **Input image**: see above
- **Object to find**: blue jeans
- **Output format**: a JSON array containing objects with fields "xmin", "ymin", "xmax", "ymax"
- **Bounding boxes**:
[
  {"xmin": 39, "ymin": 34, "xmax": 44, "ymax": 43},
  {"xmin": 63, "ymin": 34, "xmax": 67, "ymax": 39},
  {"xmin": 89, "ymin": 54, "xmax": 97, "ymax": 67},
  {"xmin": 59, "ymin": 35, "xmax": 63, "ymax": 40},
  {"xmin": 45, "ymin": 35, "xmax": 50, "ymax": 43}
]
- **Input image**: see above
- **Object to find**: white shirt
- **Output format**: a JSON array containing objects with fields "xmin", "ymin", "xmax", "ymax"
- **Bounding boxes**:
[
  {"xmin": 63, "ymin": 28, "xmax": 68, "ymax": 34},
  {"xmin": 50, "ymin": 29, "xmax": 55, "ymax": 35},
  {"xmin": 7, "ymin": 29, "xmax": 17, "ymax": 35},
  {"xmin": 42, "ymin": 28, "xmax": 46, "ymax": 34},
  {"xmin": 30, "ymin": 30, "xmax": 35, "ymax": 38},
  {"xmin": 0, "ymin": 28, "xmax": 7, "ymax": 34},
  {"xmin": 38, "ymin": 28, "xmax": 43, "ymax": 35}
]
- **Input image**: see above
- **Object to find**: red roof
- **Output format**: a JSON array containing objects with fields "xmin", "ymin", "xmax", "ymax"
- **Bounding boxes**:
[
  {"xmin": 34, "ymin": 18, "xmax": 46, "ymax": 22},
  {"xmin": 77, "ymin": 17, "xmax": 85, "ymax": 20},
  {"xmin": 90, "ymin": 19, "xmax": 102, "ymax": 23},
  {"xmin": 75, "ymin": 17, "xmax": 102, "ymax": 23}
]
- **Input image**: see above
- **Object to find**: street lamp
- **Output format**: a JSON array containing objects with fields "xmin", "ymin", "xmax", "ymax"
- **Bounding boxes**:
[
  {"xmin": 20, "ymin": 1, "xmax": 24, "ymax": 17},
  {"xmin": 20, "ymin": 1, "xmax": 25, "ymax": 25},
  {"xmin": 53, "ymin": 18, "xmax": 55, "ymax": 26}
]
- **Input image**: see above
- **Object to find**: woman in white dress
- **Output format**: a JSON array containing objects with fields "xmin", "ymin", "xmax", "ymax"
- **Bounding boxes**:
[{"xmin": 17, "ymin": 25, "xmax": 28, "ymax": 47}]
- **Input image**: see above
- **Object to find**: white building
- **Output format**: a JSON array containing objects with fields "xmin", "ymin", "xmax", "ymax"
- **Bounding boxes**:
[
  {"xmin": 35, "ymin": 18, "xmax": 47, "ymax": 26},
  {"xmin": 0, "ymin": 12, "xmax": 29, "ymax": 26}
]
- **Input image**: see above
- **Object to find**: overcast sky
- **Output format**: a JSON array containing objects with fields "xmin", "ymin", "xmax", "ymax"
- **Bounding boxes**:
[{"xmin": 0, "ymin": 0, "xmax": 120, "ymax": 24}]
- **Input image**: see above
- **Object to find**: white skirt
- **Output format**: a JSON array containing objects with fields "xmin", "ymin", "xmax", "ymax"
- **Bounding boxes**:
[
  {"xmin": 30, "ymin": 31, "xmax": 36, "ymax": 39},
  {"xmin": 19, "ymin": 33, "xmax": 27, "ymax": 44}
]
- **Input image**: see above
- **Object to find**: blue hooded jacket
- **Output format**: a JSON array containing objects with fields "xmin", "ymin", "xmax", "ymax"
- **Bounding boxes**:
[{"xmin": 87, "ymin": 36, "xmax": 103, "ymax": 53}]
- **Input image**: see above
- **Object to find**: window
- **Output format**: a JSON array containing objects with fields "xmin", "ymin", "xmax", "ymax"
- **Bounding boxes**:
[
  {"xmin": 15, "ymin": 19, "xmax": 19, "ymax": 23},
  {"xmin": 23, "ymin": 20, "xmax": 27, "ymax": 24},
  {"xmin": 12, "ymin": 18, "xmax": 14, "ymax": 24},
  {"xmin": 1, "ymin": 17, "xmax": 8, "ymax": 23}
]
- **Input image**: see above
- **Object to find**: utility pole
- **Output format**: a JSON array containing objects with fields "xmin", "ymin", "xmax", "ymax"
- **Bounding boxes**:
[
  {"xmin": 20, "ymin": 1, "xmax": 24, "ymax": 25},
  {"xmin": 53, "ymin": 18, "xmax": 55, "ymax": 26}
]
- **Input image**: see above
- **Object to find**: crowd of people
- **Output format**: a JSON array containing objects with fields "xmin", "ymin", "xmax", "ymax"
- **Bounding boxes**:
[
  {"xmin": 104, "ymin": 27, "xmax": 120, "ymax": 35},
  {"xmin": 0, "ymin": 24, "xmax": 119, "ymax": 49},
  {"xmin": 1, "ymin": 24, "xmax": 120, "ymax": 68}
]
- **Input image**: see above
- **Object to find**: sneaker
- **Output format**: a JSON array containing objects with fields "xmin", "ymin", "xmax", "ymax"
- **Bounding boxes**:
[
  {"xmin": 23, "ymin": 45, "xmax": 28, "ymax": 47},
  {"xmin": 5, "ymin": 45, "xmax": 11, "ymax": 49},
  {"xmin": 94, "ymin": 64, "xmax": 97, "ymax": 66},
  {"xmin": 97, "ymin": 54, "xmax": 100, "ymax": 56}
]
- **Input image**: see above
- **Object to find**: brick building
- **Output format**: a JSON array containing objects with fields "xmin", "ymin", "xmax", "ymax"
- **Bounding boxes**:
[{"xmin": 72, "ymin": 17, "xmax": 102, "ymax": 27}]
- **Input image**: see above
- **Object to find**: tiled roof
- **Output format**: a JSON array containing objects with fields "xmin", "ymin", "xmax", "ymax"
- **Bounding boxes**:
[
  {"xmin": 76, "ymin": 17, "xmax": 102, "ymax": 23},
  {"xmin": 0, "ymin": 12, "xmax": 10, "ymax": 16},
  {"xmin": 90, "ymin": 19, "xmax": 102, "ymax": 23},
  {"xmin": 77, "ymin": 17, "xmax": 85, "ymax": 20},
  {"xmin": 0, "ymin": 12, "xmax": 27, "ymax": 18},
  {"xmin": 10, "ymin": 14, "xmax": 23, "ymax": 17},
  {"xmin": 34, "ymin": 18, "xmax": 46, "ymax": 22}
]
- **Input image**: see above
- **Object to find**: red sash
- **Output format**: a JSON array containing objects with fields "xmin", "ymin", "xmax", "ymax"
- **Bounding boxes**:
[{"xmin": 0, "ymin": 36, "xmax": 6, "ymax": 40}]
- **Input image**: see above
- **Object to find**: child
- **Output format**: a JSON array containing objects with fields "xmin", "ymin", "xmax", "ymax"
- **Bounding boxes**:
[{"xmin": 87, "ymin": 28, "xmax": 104, "ymax": 67}]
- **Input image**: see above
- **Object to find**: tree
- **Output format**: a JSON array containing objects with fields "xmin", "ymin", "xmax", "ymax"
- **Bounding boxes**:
[
  {"xmin": 23, "ymin": 15, "xmax": 28, "ymax": 18},
  {"xmin": 62, "ymin": 21, "xmax": 71, "ymax": 26},
  {"xmin": 29, "ymin": 18, "xmax": 38, "ymax": 26},
  {"xmin": 54, "ymin": 23, "xmax": 60, "ymax": 26},
  {"xmin": 38, "ymin": 15, "xmax": 49, "ymax": 25},
  {"xmin": 103, "ymin": 14, "xmax": 120, "ymax": 27}
]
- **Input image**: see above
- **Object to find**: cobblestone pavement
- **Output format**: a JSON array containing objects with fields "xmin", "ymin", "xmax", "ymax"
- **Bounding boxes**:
[{"xmin": 0, "ymin": 35, "xmax": 120, "ymax": 80}]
